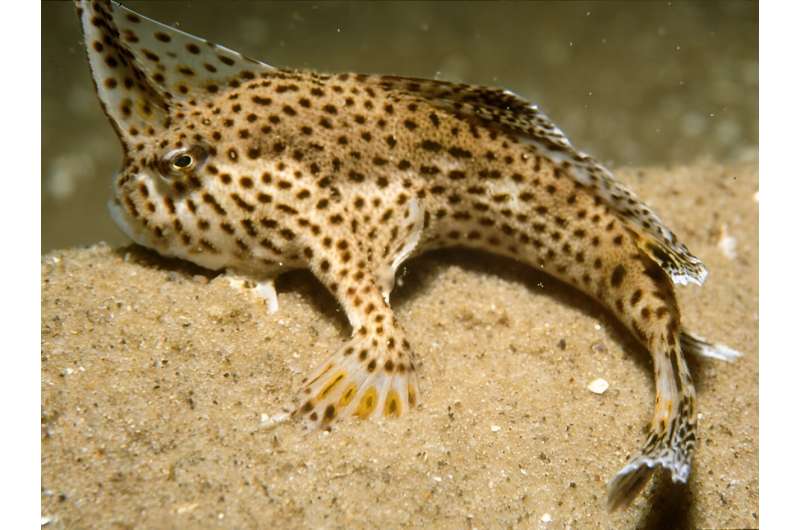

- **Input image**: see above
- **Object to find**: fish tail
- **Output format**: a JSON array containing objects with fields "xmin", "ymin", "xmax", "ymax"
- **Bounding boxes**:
[
  {"xmin": 607, "ymin": 330, "xmax": 697, "ymax": 510},
  {"xmin": 606, "ymin": 328, "xmax": 741, "ymax": 507}
]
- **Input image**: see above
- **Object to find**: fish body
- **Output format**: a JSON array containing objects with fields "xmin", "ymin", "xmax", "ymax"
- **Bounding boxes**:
[{"xmin": 76, "ymin": 0, "xmax": 740, "ymax": 510}]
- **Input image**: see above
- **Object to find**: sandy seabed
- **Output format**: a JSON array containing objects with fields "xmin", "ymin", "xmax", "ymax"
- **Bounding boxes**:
[{"xmin": 42, "ymin": 162, "xmax": 757, "ymax": 529}]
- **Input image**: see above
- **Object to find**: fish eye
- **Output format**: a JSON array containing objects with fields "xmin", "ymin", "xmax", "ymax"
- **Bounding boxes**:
[
  {"xmin": 173, "ymin": 154, "xmax": 193, "ymax": 169},
  {"xmin": 161, "ymin": 145, "xmax": 208, "ymax": 179}
]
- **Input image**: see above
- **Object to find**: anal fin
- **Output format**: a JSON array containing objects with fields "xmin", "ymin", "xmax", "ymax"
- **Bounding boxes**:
[{"xmin": 680, "ymin": 330, "xmax": 742, "ymax": 362}]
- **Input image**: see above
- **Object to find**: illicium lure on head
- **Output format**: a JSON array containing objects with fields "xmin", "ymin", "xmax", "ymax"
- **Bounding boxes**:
[{"xmin": 75, "ymin": 0, "xmax": 741, "ymax": 510}]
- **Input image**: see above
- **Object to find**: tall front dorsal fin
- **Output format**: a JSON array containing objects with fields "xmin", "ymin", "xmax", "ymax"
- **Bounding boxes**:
[
  {"xmin": 373, "ymin": 75, "xmax": 708, "ymax": 286},
  {"xmin": 76, "ymin": 0, "xmax": 274, "ymax": 145}
]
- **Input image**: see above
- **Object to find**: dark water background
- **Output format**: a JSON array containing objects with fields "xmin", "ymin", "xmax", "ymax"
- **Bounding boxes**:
[{"xmin": 42, "ymin": 0, "xmax": 757, "ymax": 251}]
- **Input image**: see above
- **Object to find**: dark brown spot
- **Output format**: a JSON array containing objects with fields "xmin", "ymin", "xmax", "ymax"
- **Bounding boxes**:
[
  {"xmin": 420, "ymin": 140, "xmax": 441, "ymax": 152},
  {"xmin": 142, "ymin": 49, "xmax": 160, "ymax": 63},
  {"xmin": 610, "ymin": 264, "xmax": 626, "ymax": 288},
  {"xmin": 448, "ymin": 147, "xmax": 472, "ymax": 159},
  {"xmin": 630, "ymin": 290, "xmax": 643, "ymax": 306}
]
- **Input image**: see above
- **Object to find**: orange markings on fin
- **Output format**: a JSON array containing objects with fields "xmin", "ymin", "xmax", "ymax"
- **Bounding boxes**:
[
  {"xmin": 383, "ymin": 389, "xmax": 401, "ymax": 418},
  {"xmin": 338, "ymin": 383, "xmax": 358, "ymax": 409},
  {"xmin": 318, "ymin": 371, "xmax": 346, "ymax": 400},
  {"xmin": 355, "ymin": 387, "xmax": 378, "ymax": 419},
  {"xmin": 408, "ymin": 384, "xmax": 417, "ymax": 408}
]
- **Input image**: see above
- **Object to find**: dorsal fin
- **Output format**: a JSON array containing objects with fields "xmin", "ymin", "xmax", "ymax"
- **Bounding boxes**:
[
  {"xmin": 76, "ymin": 0, "xmax": 274, "ymax": 145},
  {"xmin": 373, "ymin": 75, "xmax": 708, "ymax": 286}
]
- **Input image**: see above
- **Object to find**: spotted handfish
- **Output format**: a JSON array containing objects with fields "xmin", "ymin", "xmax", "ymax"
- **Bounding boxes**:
[{"xmin": 75, "ymin": 0, "xmax": 741, "ymax": 509}]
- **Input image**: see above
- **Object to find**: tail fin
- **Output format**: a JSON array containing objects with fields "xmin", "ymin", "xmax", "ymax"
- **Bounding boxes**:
[
  {"xmin": 606, "ymin": 425, "xmax": 693, "ymax": 511},
  {"xmin": 607, "ymin": 331, "xmax": 697, "ymax": 510},
  {"xmin": 681, "ymin": 330, "xmax": 742, "ymax": 362}
]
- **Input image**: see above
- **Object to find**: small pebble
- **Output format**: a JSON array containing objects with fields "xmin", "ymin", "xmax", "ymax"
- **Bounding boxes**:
[
  {"xmin": 591, "ymin": 342, "xmax": 608, "ymax": 354},
  {"xmin": 491, "ymin": 425, "xmax": 501, "ymax": 433},
  {"xmin": 717, "ymin": 224, "xmax": 737, "ymax": 259},
  {"xmin": 587, "ymin": 378, "xmax": 609, "ymax": 394},
  {"xmin": 260, "ymin": 412, "xmax": 289, "ymax": 429},
  {"xmin": 175, "ymin": 502, "xmax": 199, "ymax": 514}
]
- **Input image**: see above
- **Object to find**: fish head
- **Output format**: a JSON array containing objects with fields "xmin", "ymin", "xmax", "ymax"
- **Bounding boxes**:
[{"xmin": 76, "ymin": 0, "xmax": 274, "ymax": 265}]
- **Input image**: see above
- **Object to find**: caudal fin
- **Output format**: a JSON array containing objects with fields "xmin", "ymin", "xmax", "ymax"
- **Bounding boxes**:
[
  {"xmin": 608, "ymin": 327, "xmax": 698, "ymax": 510},
  {"xmin": 606, "ymin": 427, "xmax": 692, "ymax": 511}
]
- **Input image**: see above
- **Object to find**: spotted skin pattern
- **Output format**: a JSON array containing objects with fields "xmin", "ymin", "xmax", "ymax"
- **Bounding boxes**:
[{"xmin": 76, "ymin": 0, "xmax": 741, "ymax": 510}]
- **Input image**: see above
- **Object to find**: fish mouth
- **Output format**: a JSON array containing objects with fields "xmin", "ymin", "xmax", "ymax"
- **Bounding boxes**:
[
  {"xmin": 107, "ymin": 197, "xmax": 137, "ymax": 243},
  {"xmin": 107, "ymin": 188, "xmax": 151, "ymax": 249}
]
